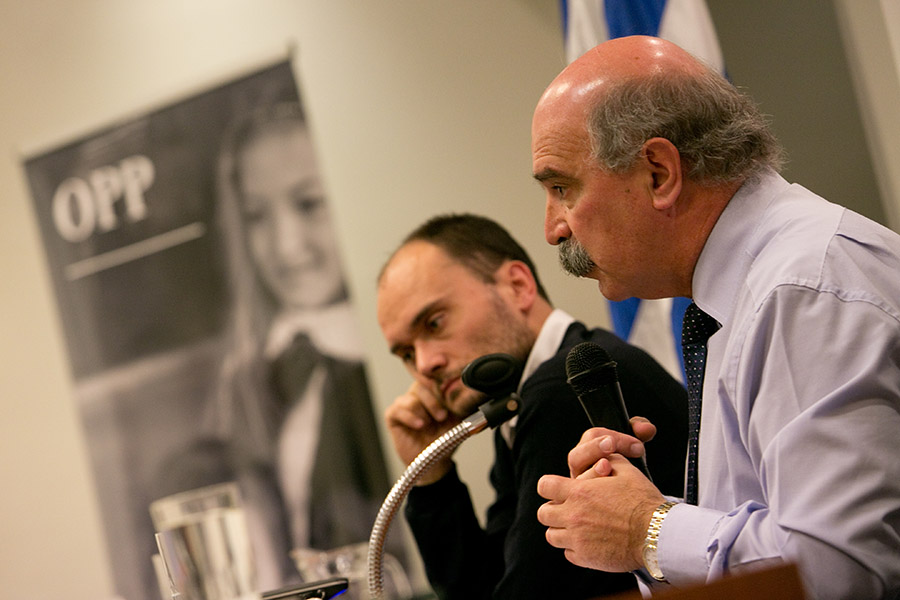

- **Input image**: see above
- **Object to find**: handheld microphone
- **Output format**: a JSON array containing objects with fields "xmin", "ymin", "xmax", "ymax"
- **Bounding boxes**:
[{"xmin": 565, "ymin": 342, "xmax": 651, "ymax": 479}]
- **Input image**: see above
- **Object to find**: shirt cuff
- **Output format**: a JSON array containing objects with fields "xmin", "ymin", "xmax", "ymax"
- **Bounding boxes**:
[{"xmin": 657, "ymin": 502, "xmax": 724, "ymax": 586}]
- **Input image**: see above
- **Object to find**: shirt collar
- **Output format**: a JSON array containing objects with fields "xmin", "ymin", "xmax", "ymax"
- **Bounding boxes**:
[
  {"xmin": 519, "ymin": 308, "xmax": 575, "ymax": 391},
  {"xmin": 692, "ymin": 169, "xmax": 789, "ymax": 327}
]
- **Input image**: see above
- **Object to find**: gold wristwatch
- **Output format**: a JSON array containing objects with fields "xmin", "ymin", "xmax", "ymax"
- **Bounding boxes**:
[{"xmin": 642, "ymin": 500, "xmax": 677, "ymax": 582}]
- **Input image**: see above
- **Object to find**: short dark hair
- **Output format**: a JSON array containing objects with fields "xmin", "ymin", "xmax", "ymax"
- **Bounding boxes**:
[{"xmin": 385, "ymin": 213, "xmax": 550, "ymax": 302}]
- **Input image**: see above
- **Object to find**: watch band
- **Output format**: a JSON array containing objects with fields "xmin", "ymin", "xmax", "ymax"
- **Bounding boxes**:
[{"xmin": 642, "ymin": 500, "xmax": 678, "ymax": 582}]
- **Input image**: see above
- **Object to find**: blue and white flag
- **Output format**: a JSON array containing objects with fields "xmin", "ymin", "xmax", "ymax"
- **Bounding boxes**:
[
  {"xmin": 562, "ymin": 0, "xmax": 724, "ymax": 69},
  {"xmin": 559, "ymin": 0, "xmax": 725, "ymax": 383}
]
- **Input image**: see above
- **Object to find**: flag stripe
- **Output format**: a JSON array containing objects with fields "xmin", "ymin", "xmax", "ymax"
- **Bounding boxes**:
[
  {"xmin": 603, "ymin": 0, "xmax": 665, "ymax": 38},
  {"xmin": 608, "ymin": 296, "xmax": 641, "ymax": 340}
]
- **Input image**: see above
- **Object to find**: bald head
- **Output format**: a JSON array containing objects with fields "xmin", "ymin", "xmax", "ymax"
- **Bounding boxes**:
[{"xmin": 540, "ymin": 36, "xmax": 700, "ymax": 106}]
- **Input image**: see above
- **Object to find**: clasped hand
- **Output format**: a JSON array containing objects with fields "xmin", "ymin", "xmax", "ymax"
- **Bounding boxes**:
[{"xmin": 535, "ymin": 417, "xmax": 666, "ymax": 573}]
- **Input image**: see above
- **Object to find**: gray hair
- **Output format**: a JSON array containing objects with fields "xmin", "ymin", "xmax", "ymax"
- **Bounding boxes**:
[{"xmin": 587, "ymin": 67, "xmax": 785, "ymax": 184}]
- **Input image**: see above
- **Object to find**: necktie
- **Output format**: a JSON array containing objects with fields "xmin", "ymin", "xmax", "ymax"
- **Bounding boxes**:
[{"xmin": 681, "ymin": 302, "xmax": 720, "ymax": 505}]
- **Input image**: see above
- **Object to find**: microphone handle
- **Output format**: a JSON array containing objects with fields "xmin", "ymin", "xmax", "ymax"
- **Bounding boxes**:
[{"xmin": 578, "ymin": 381, "xmax": 652, "ymax": 480}]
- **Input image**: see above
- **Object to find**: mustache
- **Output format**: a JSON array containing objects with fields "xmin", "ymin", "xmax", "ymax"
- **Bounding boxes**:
[{"xmin": 558, "ymin": 238, "xmax": 596, "ymax": 277}]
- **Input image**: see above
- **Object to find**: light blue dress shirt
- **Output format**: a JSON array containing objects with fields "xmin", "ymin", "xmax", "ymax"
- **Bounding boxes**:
[{"xmin": 656, "ymin": 170, "xmax": 900, "ymax": 598}]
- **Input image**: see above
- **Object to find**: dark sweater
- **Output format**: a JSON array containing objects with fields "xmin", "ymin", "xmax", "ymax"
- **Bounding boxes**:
[{"xmin": 405, "ymin": 322, "xmax": 689, "ymax": 599}]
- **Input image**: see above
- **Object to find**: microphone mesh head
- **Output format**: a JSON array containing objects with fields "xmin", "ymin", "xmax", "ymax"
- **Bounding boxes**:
[{"xmin": 565, "ymin": 342, "xmax": 616, "ymax": 395}]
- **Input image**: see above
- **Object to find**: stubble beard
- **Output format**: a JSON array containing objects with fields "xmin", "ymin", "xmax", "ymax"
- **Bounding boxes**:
[
  {"xmin": 445, "ymin": 384, "xmax": 487, "ymax": 417},
  {"xmin": 445, "ymin": 293, "xmax": 537, "ymax": 416},
  {"xmin": 558, "ymin": 237, "xmax": 596, "ymax": 277}
]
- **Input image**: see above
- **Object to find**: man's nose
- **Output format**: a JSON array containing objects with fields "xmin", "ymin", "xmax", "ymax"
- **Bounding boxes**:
[
  {"xmin": 414, "ymin": 342, "xmax": 446, "ymax": 378},
  {"xmin": 544, "ymin": 198, "xmax": 572, "ymax": 246}
]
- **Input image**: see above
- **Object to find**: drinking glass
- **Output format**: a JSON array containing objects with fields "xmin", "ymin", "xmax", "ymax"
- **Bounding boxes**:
[{"xmin": 151, "ymin": 482, "xmax": 260, "ymax": 600}]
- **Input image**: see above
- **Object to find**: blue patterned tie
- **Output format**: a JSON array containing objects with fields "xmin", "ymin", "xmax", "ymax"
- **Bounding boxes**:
[{"xmin": 681, "ymin": 302, "xmax": 720, "ymax": 505}]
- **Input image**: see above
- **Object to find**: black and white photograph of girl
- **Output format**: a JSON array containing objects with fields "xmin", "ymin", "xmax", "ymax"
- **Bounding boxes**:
[{"xmin": 25, "ymin": 60, "xmax": 397, "ymax": 600}]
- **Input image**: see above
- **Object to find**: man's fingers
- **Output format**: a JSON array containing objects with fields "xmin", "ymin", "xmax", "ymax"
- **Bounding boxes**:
[
  {"xmin": 629, "ymin": 416, "xmax": 657, "ymax": 443},
  {"xmin": 573, "ymin": 457, "xmax": 612, "ymax": 479},
  {"xmin": 568, "ymin": 431, "xmax": 645, "ymax": 477},
  {"xmin": 544, "ymin": 523, "xmax": 568, "ymax": 550},
  {"xmin": 408, "ymin": 381, "xmax": 448, "ymax": 421},
  {"xmin": 536, "ymin": 474, "xmax": 572, "ymax": 503},
  {"xmin": 578, "ymin": 427, "xmax": 607, "ymax": 444},
  {"xmin": 386, "ymin": 404, "xmax": 428, "ymax": 430}
]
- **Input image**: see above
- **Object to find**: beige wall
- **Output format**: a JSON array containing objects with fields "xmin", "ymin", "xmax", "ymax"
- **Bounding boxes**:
[
  {"xmin": 708, "ymin": 0, "xmax": 888, "ymax": 226},
  {"xmin": 0, "ymin": 2, "xmax": 897, "ymax": 600},
  {"xmin": 834, "ymin": 0, "xmax": 900, "ymax": 228}
]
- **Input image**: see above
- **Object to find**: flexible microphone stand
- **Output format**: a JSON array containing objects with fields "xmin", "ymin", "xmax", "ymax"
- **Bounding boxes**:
[{"xmin": 366, "ymin": 353, "xmax": 523, "ymax": 600}]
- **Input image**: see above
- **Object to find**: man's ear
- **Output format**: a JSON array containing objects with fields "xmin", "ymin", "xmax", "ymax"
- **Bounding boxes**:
[
  {"xmin": 497, "ymin": 260, "xmax": 537, "ymax": 311},
  {"xmin": 641, "ymin": 137, "xmax": 683, "ymax": 211}
]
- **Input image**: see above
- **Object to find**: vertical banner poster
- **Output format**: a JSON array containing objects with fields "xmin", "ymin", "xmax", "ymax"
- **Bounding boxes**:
[{"xmin": 24, "ymin": 60, "xmax": 393, "ymax": 600}]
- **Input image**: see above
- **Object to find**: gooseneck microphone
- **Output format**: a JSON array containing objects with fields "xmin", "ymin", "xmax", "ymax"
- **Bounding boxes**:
[
  {"xmin": 368, "ymin": 353, "xmax": 522, "ymax": 599},
  {"xmin": 565, "ymin": 341, "xmax": 651, "ymax": 479}
]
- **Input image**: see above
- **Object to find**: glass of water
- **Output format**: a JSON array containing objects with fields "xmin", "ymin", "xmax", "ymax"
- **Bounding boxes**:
[{"xmin": 151, "ymin": 482, "xmax": 260, "ymax": 600}]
